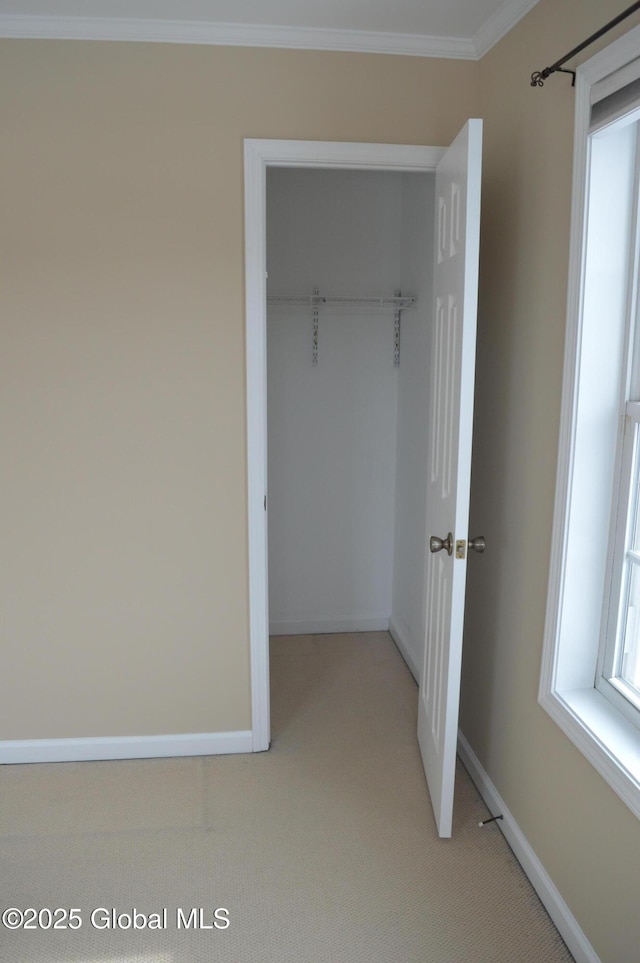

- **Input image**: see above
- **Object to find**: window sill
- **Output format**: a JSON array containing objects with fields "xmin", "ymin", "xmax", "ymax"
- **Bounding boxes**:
[{"xmin": 540, "ymin": 686, "xmax": 640, "ymax": 819}]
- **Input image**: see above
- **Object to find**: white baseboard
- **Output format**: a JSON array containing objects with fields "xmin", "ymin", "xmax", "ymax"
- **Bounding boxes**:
[
  {"xmin": 388, "ymin": 614, "xmax": 420, "ymax": 683},
  {"xmin": 457, "ymin": 730, "xmax": 601, "ymax": 963},
  {"xmin": 269, "ymin": 617, "xmax": 389, "ymax": 635},
  {"xmin": 0, "ymin": 730, "xmax": 253, "ymax": 764}
]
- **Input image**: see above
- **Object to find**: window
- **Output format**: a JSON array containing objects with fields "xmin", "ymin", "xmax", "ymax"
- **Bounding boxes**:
[
  {"xmin": 540, "ymin": 26, "xmax": 640, "ymax": 820},
  {"xmin": 599, "ymin": 400, "xmax": 640, "ymax": 724},
  {"xmin": 592, "ymin": 106, "xmax": 640, "ymax": 727}
]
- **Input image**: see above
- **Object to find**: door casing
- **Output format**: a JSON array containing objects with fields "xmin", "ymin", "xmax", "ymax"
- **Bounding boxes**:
[{"xmin": 244, "ymin": 139, "xmax": 446, "ymax": 750}]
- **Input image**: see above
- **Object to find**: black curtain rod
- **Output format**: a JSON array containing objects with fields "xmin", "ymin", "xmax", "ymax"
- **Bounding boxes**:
[{"xmin": 531, "ymin": 1, "xmax": 640, "ymax": 87}]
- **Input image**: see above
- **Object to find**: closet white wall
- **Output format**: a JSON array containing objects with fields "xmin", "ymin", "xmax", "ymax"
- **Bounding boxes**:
[
  {"xmin": 266, "ymin": 168, "xmax": 434, "ymax": 662},
  {"xmin": 389, "ymin": 174, "xmax": 435, "ymax": 681}
]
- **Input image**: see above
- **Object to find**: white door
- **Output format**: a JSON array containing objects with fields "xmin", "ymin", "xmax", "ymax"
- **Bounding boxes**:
[{"xmin": 417, "ymin": 119, "xmax": 483, "ymax": 838}]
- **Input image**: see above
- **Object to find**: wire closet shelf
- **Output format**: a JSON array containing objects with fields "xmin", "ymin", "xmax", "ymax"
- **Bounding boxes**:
[
  {"xmin": 267, "ymin": 289, "xmax": 417, "ymax": 367},
  {"xmin": 267, "ymin": 294, "xmax": 416, "ymax": 308}
]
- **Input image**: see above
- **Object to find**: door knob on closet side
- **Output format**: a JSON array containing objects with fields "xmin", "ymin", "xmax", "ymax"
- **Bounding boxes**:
[
  {"xmin": 430, "ymin": 533, "xmax": 453, "ymax": 556},
  {"xmin": 469, "ymin": 535, "xmax": 486, "ymax": 554}
]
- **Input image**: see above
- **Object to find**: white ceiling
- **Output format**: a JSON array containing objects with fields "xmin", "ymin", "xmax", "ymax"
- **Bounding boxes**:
[{"xmin": 0, "ymin": 0, "xmax": 541, "ymax": 58}]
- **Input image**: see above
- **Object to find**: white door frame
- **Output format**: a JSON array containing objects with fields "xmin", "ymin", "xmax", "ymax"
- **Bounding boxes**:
[{"xmin": 244, "ymin": 138, "xmax": 445, "ymax": 751}]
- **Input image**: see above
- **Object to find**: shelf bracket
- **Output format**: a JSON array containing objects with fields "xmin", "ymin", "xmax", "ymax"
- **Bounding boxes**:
[
  {"xmin": 312, "ymin": 286, "xmax": 319, "ymax": 366},
  {"xmin": 393, "ymin": 289, "xmax": 401, "ymax": 367}
]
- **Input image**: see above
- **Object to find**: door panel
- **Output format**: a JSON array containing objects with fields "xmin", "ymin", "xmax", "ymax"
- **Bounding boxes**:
[{"xmin": 418, "ymin": 119, "xmax": 483, "ymax": 838}]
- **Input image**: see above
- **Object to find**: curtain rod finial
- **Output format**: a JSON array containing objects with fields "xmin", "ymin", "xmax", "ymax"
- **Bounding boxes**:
[{"xmin": 531, "ymin": 66, "xmax": 576, "ymax": 88}]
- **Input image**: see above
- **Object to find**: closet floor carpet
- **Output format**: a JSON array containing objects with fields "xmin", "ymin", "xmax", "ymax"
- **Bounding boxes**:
[{"xmin": 0, "ymin": 632, "xmax": 574, "ymax": 962}]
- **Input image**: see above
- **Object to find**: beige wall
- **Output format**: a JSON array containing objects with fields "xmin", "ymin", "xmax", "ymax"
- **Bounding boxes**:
[
  {"xmin": 0, "ymin": 39, "xmax": 478, "ymax": 739},
  {"xmin": 461, "ymin": 1, "xmax": 640, "ymax": 961}
]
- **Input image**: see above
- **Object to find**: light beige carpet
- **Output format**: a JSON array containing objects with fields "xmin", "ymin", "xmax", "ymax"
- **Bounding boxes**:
[{"xmin": 0, "ymin": 632, "xmax": 574, "ymax": 962}]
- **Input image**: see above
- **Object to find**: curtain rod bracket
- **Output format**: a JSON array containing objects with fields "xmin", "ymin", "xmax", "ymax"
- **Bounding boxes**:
[
  {"xmin": 530, "ymin": 67, "xmax": 576, "ymax": 88},
  {"xmin": 531, "ymin": 1, "xmax": 640, "ymax": 89}
]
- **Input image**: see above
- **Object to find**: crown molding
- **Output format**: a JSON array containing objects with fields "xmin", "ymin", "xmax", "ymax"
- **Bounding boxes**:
[
  {"xmin": 0, "ymin": 1, "xmax": 540, "ymax": 59},
  {"xmin": 473, "ymin": 0, "xmax": 540, "ymax": 59},
  {"xmin": 0, "ymin": 15, "xmax": 475, "ymax": 58}
]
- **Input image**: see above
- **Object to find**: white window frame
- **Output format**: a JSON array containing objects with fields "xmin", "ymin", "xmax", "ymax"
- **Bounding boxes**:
[
  {"xmin": 540, "ymin": 25, "xmax": 640, "ymax": 820},
  {"xmin": 597, "ymin": 403, "xmax": 640, "ymax": 727},
  {"xmin": 589, "ymin": 106, "xmax": 640, "ymax": 727}
]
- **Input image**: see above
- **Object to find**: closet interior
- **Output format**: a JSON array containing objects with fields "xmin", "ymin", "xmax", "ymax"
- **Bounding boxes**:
[{"xmin": 266, "ymin": 167, "xmax": 435, "ymax": 680}]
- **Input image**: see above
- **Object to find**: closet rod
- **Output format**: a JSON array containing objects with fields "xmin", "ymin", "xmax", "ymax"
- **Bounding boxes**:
[{"xmin": 267, "ymin": 294, "xmax": 417, "ymax": 308}]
